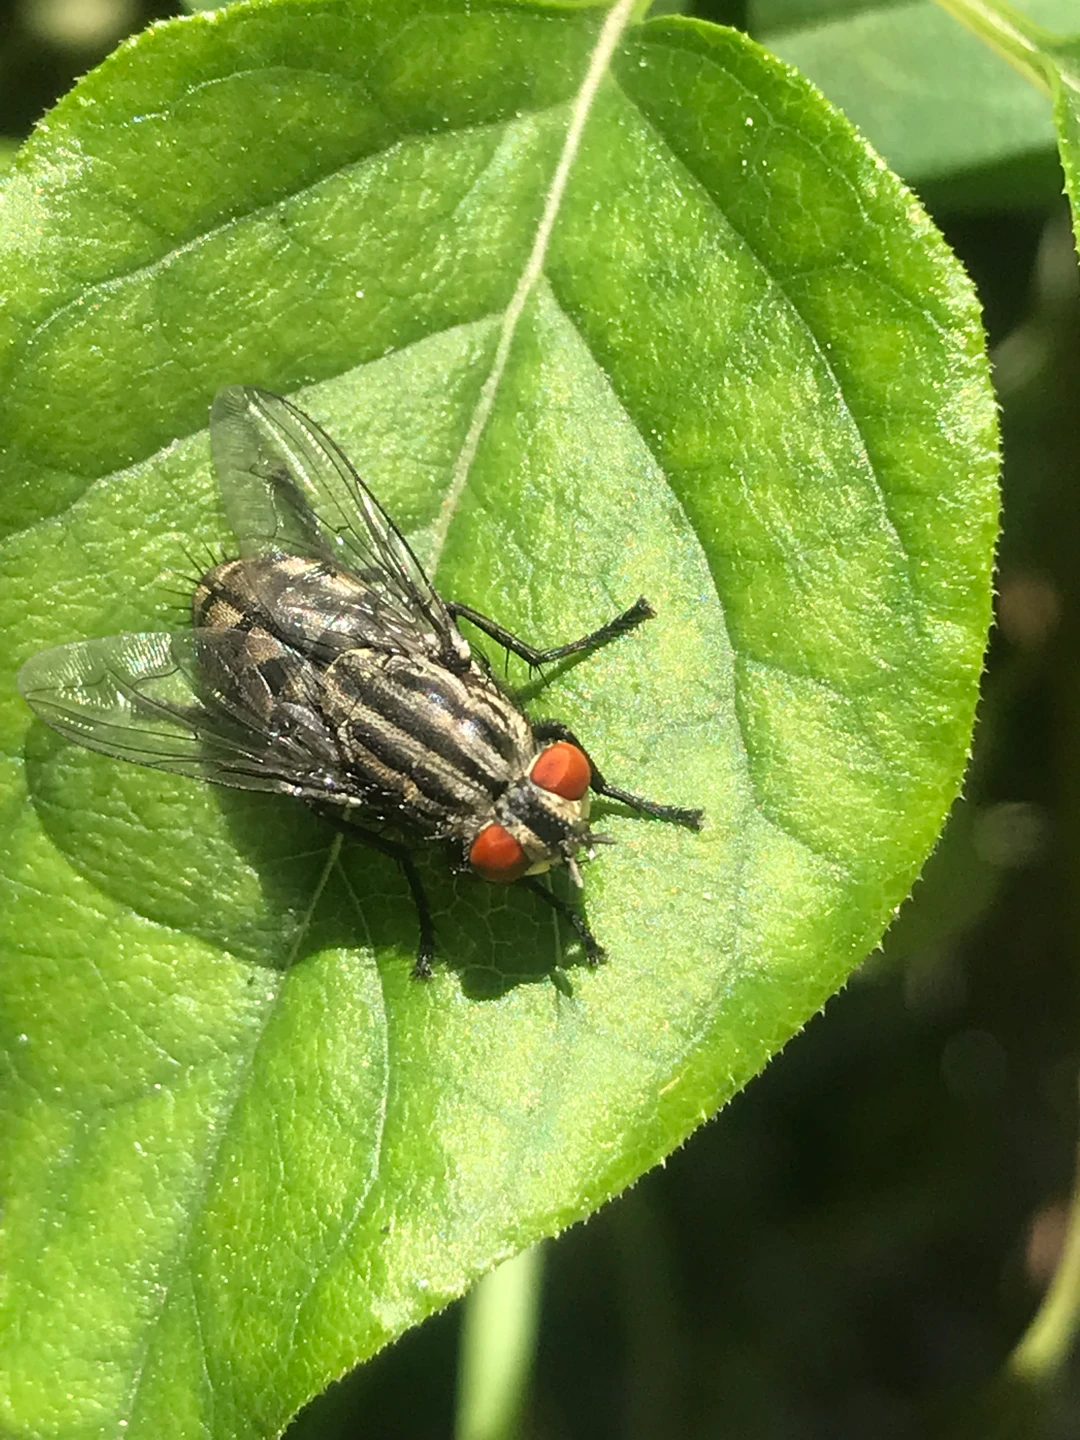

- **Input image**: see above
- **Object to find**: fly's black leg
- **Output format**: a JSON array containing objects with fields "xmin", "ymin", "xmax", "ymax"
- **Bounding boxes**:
[
  {"xmin": 313, "ymin": 808, "xmax": 437, "ymax": 978},
  {"xmin": 447, "ymin": 596, "xmax": 655, "ymax": 668},
  {"xmin": 521, "ymin": 875, "xmax": 606, "ymax": 965},
  {"xmin": 532, "ymin": 720, "xmax": 705, "ymax": 830}
]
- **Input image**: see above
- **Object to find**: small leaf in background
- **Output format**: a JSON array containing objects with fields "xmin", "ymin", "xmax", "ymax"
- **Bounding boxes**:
[
  {"xmin": 0, "ymin": 1, "xmax": 998, "ymax": 1437},
  {"xmin": 755, "ymin": 0, "xmax": 1075, "ymax": 208},
  {"xmin": 907, "ymin": 1, "xmax": 1080, "ymax": 259},
  {"xmin": 1045, "ymin": 36, "xmax": 1080, "ymax": 242}
]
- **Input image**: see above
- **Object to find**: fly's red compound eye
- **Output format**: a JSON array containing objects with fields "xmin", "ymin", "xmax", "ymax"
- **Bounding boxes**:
[
  {"xmin": 531, "ymin": 741, "xmax": 591, "ymax": 801},
  {"xmin": 469, "ymin": 823, "xmax": 530, "ymax": 883}
]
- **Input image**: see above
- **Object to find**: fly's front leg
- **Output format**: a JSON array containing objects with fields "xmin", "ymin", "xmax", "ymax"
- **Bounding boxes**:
[
  {"xmin": 532, "ymin": 721, "xmax": 705, "ymax": 830},
  {"xmin": 313, "ymin": 807, "xmax": 437, "ymax": 978},
  {"xmin": 520, "ymin": 875, "xmax": 605, "ymax": 965},
  {"xmin": 447, "ymin": 596, "xmax": 655, "ymax": 668}
]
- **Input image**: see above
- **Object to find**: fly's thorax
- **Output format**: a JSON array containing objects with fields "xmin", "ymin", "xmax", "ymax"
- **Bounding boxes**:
[
  {"xmin": 304, "ymin": 648, "xmax": 540, "ymax": 835},
  {"xmin": 323, "ymin": 650, "xmax": 534, "ymax": 775}
]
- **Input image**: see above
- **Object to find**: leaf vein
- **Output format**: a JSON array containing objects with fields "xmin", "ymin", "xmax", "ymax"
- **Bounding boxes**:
[{"xmin": 116, "ymin": 835, "xmax": 342, "ymax": 1432}]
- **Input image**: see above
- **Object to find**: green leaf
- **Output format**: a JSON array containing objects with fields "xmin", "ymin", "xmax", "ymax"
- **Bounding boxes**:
[
  {"xmin": 915, "ymin": 0, "xmax": 1080, "ymax": 254},
  {"xmin": 751, "ymin": 0, "xmax": 899, "ymax": 35},
  {"xmin": 757, "ymin": 0, "xmax": 1075, "ymax": 206},
  {"xmin": 0, "ymin": 1, "xmax": 997, "ymax": 1437},
  {"xmin": 1045, "ymin": 38, "xmax": 1080, "ymax": 245}
]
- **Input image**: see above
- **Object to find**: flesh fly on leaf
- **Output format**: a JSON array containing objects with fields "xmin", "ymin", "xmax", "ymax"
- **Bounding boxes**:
[{"xmin": 19, "ymin": 387, "xmax": 703, "ymax": 976}]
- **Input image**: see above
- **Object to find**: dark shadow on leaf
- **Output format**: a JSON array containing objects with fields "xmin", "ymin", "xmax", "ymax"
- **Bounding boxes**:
[{"xmin": 22, "ymin": 722, "xmax": 599, "ymax": 992}]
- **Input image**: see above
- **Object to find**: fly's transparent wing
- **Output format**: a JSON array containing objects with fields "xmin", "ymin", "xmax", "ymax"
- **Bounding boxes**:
[
  {"xmin": 18, "ymin": 631, "xmax": 354, "ymax": 802},
  {"xmin": 209, "ymin": 386, "xmax": 468, "ymax": 665}
]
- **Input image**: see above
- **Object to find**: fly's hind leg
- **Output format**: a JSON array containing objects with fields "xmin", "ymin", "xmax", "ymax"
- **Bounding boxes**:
[
  {"xmin": 313, "ymin": 807, "xmax": 437, "ymax": 978},
  {"xmin": 532, "ymin": 720, "xmax": 705, "ymax": 831},
  {"xmin": 446, "ymin": 596, "xmax": 655, "ymax": 668}
]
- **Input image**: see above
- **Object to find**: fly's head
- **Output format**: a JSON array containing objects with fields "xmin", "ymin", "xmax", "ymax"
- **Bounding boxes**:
[{"xmin": 467, "ymin": 741, "xmax": 595, "ymax": 885}]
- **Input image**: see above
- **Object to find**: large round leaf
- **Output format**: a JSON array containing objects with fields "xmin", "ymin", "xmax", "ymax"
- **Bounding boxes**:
[{"xmin": 0, "ymin": 0, "xmax": 998, "ymax": 1436}]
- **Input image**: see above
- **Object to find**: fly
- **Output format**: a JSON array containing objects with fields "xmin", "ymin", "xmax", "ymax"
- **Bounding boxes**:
[{"xmin": 18, "ymin": 386, "xmax": 703, "ymax": 976}]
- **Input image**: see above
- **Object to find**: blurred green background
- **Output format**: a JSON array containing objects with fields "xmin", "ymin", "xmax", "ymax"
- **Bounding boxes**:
[{"xmin": 4, "ymin": 0, "xmax": 1078, "ymax": 1434}]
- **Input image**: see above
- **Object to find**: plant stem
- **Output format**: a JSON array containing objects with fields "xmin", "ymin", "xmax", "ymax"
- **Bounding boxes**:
[
  {"xmin": 455, "ymin": 1245, "xmax": 545, "ymax": 1440},
  {"xmin": 1010, "ymin": 1079, "xmax": 1080, "ymax": 1384},
  {"xmin": 932, "ymin": 0, "xmax": 1057, "ymax": 97}
]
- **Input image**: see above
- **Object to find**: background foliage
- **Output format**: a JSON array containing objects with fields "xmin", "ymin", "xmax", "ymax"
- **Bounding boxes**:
[{"xmin": 1, "ymin": 0, "xmax": 1075, "ymax": 1436}]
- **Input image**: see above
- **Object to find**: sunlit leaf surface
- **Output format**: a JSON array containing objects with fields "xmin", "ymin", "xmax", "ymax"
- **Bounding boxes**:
[{"xmin": 0, "ymin": 1, "xmax": 998, "ymax": 1436}]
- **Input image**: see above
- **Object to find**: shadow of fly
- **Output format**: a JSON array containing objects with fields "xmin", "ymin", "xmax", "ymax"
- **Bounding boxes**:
[{"xmin": 18, "ymin": 387, "xmax": 703, "ymax": 976}]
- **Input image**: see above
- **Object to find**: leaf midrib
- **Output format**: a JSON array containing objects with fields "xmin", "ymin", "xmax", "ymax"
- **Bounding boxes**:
[{"xmin": 117, "ymin": 835, "xmax": 349, "ymax": 1432}]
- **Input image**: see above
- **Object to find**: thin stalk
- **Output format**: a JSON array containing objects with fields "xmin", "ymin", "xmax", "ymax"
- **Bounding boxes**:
[
  {"xmin": 931, "ymin": 0, "xmax": 1057, "ymax": 97},
  {"xmin": 455, "ymin": 1246, "xmax": 545, "ymax": 1440},
  {"xmin": 1010, "ymin": 1080, "xmax": 1080, "ymax": 1383}
]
